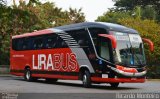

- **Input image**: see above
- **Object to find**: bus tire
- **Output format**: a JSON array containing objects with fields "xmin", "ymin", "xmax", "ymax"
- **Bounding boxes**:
[
  {"xmin": 24, "ymin": 68, "xmax": 34, "ymax": 82},
  {"xmin": 110, "ymin": 83, "xmax": 119, "ymax": 88},
  {"xmin": 82, "ymin": 70, "xmax": 91, "ymax": 88},
  {"xmin": 46, "ymin": 78, "xmax": 58, "ymax": 83}
]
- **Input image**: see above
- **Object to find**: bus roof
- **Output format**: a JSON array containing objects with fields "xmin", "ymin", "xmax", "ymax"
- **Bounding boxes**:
[
  {"xmin": 54, "ymin": 22, "xmax": 138, "ymax": 33},
  {"xmin": 12, "ymin": 22, "xmax": 138, "ymax": 39}
]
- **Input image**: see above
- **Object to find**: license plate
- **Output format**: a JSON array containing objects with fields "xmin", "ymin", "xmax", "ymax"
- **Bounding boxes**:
[{"xmin": 102, "ymin": 74, "xmax": 108, "ymax": 78}]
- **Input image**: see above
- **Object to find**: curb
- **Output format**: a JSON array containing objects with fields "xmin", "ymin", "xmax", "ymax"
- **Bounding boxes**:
[{"xmin": 0, "ymin": 74, "xmax": 11, "ymax": 77}]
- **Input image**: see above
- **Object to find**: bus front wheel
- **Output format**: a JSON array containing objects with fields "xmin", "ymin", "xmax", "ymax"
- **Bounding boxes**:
[{"xmin": 82, "ymin": 70, "xmax": 91, "ymax": 88}]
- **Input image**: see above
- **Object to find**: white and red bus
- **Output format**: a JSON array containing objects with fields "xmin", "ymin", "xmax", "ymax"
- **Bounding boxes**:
[{"xmin": 10, "ymin": 22, "xmax": 154, "ymax": 88}]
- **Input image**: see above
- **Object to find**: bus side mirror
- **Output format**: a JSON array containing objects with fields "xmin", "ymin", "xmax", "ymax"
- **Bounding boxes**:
[
  {"xmin": 98, "ymin": 34, "xmax": 117, "ymax": 49},
  {"xmin": 142, "ymin": 38, "xmax": 154, "ymax": 52}
]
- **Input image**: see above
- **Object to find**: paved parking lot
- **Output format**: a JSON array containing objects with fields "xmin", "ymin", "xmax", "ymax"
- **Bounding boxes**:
[{"xmin": 0, "ymin": 76, "xmax": 160, "ymax": 99}]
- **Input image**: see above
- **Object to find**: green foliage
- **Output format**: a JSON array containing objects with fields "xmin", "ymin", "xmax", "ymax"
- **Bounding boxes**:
[
  {"xmin": 132, "ymin": 6, "xmax": 157, "ymax": 21},
  {"xmin": 0, "ymin": 0, "xmax": 85, "ymax": 65},
  {"xmin": 141, "ymin": 6, "xmax": 157, "ymax": 20},
  {"xmin": 0, "ymin": 0, "xmax": 5, "ymax": 6},
  {"xmin": 96, "ymin": 10, "xmax": 131, "ymax": 23},
  {"xmin": 114, "ymin": 0, "xmax": 136, "ymax": 10},
  {"xmin": 113, "ymin": 0, "xmax": 160, "ymax": 22}
]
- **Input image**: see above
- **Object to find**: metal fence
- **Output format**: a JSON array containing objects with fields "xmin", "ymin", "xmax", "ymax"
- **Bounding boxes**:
[{"xmin": 0, "ymin": 65, "xmax": 10, "ymax": 74}]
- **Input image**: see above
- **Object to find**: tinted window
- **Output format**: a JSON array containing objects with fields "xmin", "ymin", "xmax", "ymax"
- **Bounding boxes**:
[
  {"xmin": 67, "ymin": 29, "xmax": 96, "ymax": 59},
  {"xmin": 88, "ymin": 28, "xmax": 111, "ymax": 61},
  {"xmin": 12, "ymin": 39, "xmax": 18, "ymax": 50},
  {"xmin": 88, "ymin": 28, "xmax": 107, "ymax": 47},
  {"xmin": 45, "ymin": 35, "xmax": 58, "ymax": 49},
  {"xmin": 12, "ymin": 33, "xmax": 68, "ymax": 51},
  {"xmin": 32, "ymin": 37, "xmax": 44, "ymax": 50},
  {"xmin": 67, "ymin": 29, "xmax": 91, "ymax": 47},
  {"xmin": 12, "ymin": 38, "xmax": 31, "ymax": 51}
]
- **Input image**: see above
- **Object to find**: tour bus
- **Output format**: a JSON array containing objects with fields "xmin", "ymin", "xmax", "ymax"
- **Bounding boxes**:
[{"xmin": 10, "ymin": 22, "xmax": 154, "ymax": 88}]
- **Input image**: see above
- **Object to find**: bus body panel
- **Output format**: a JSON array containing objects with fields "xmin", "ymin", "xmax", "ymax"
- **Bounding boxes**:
[
  {"xmin": 10, "ymin": 48, "xmax": 80, "ymax": 77},
  {"xmin": 10, "ymin": 22, "xmax": 147, "ymax": 84}
]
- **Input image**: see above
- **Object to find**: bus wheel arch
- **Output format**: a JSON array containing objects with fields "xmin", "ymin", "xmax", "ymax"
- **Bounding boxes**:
[
  {"xmin": 24, "ymin": 66, "xmax": 30, "ymax": 70},
  {"xmin": 79, "ymin": 67, "xmax": 90, "ymax": 80}
]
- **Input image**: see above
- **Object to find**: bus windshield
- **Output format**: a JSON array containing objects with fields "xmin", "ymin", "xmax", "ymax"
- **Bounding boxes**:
[{"xmin": 112, "ymin": 31, "xmax": 146, "ymax": 67}]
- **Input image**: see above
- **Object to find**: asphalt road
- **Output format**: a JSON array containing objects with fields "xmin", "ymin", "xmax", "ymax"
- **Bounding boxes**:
[{"xmin": 0, "ymin": 76, "xmax": 160, "ymax": 99}]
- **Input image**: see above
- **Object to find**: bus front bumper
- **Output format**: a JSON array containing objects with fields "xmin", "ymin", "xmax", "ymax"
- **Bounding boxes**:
[{"xmin": 91, "ymin": 77, "xmax": 145, "ymax": 83}]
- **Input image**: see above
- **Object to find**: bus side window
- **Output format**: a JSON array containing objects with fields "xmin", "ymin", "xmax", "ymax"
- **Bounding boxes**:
[
  {"xmin": 54, "ymin": 37, "xmax": 61, "ymax": 48},
  {"xmin": 88, "ymin": 28, "xmax": 107, "ymax": 48},
  {"xmin": 22, "ymin": 38, "xmax": 30, "ymax": 50},
  {"xmin": 55, "ymin": 36, "xmax": 68, "ymax": 48},
  {"xmin": 45, "ymin": 37, "xmax": 52, "ymax": 48},
  {"xmin": 88, "ymin": 28, "xmax": 111, "ymax": 60},
  {"xmin": 44, "ymin": 33, "xmax": 68, "ymax": 49},
  {"xmin": 45, "ymin": 34, "xmax": 57, "ymax": 49},
  {"xmin": 12, "ymin": 38, "xmax": 31, "ymax": 51},
  {"xmin": 33, "ymin": 37, "xmax": 44, "ymax": 50},
  {"xmin": 16, "ymin": 39, "xmax": 23, "ymax": 50},
  {"xmin": 67, "ymin": 29, "xmax": 90, "ymax": 48},
  {"xmin": 61, "ymin": 41, "xmax": 68, "ymax": 48},
  {"xmin": 78, "ymin": 39, "xmax": 85, "ymax": 46},
  {"xmin": 12, "ymin": 39, "xmax": 19, "ymax": 50}
]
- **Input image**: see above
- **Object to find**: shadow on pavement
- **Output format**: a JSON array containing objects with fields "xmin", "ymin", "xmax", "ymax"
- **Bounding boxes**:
[{"xmin": 12, "ymin": 76, "xmax": 140, "ymax": 91}]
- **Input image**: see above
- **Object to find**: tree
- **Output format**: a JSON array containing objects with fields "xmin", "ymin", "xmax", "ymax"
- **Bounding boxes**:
[
  {"xmin": 17, "ymin": 1, "xmax": 85, "ymax": 27},
  {"xmin": 96, "ymin": 10, "xmax": 131, "ymax": 23},
  {"xmin": 51, "ymin": 7, "xmax": 85, "ymax": 26},
  {"xmin": 0, "ymin": 0, "xmax": 86, "ymax": 65},
  {"xmin": 141, "ymin": 5, "xmax": 157, "ymax": 20},
  {"xmin": 0, "ymin": 0, "xmax": 11, "ymax": 64},
  {"xmin": 67, "ymin": 8, "xmax": 85, "ymax": 23},
  {"xmin": 113, "ymin": 0, "xmax": 160, "ymax": 10},
  {"xmin": 113, "ymin": 0, "xmax": 160, "ymax": 21},
  {"xmin": 0, "ymin": 0, "xmax": 5, "ymax": 6},
  {"xmin": 113, "ymin": 0, "xmax": 136, "ymax": 10}
]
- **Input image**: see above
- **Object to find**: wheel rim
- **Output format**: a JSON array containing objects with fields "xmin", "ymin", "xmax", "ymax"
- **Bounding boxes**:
[
  {"xmin": 83, "ymin": 74, "xmax": 87, "ymax": 85},
  {"xmin": 26, "ymin": 70, "xmax": 30, "ymax": 80}
]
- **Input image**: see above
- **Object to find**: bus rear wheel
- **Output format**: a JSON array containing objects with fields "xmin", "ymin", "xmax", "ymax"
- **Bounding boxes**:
[
  {"xmin": 110, "ymin": 83, "xmax": 119, "ymax": 88},
  {"xmin": 24, "ymin": 68, "xmax": 36, "ymax": 82},
  {"xmin": 82, "ymin": 70, "xmax": 91, "ymax": 88}
]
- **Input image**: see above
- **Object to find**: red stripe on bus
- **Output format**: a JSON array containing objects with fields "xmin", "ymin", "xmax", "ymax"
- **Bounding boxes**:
[{"xmin": 91, "ymin": 77, "xmax": 145, "ymax": 83}]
